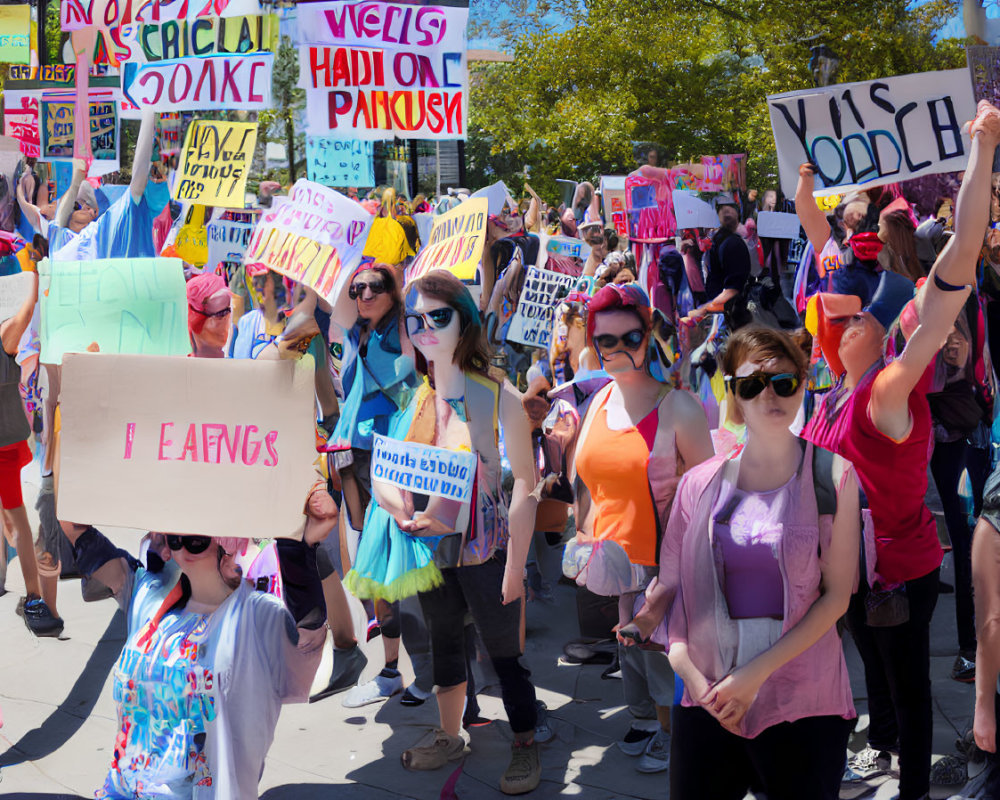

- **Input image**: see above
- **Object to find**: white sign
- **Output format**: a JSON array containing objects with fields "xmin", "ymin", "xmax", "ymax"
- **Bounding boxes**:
[
  {"xmin": 672, "ymin": 190, "xmax": 719, "ymax": 228},
  {"xmin": 507, "ymin": 266, "xmax": 577, "ymax": 348},
  {"xmin": 207, "ymin": 218, "xmax": 254, "ymax": 272},
  {"xmin": 756, "ymin": 211, "xmax": 801, "ymax": 239},
  {"xmin": 371, "ymin": 433, "xmax": 476, "ymax": 502},
  {"xmin": 768, "ymin": 69, "xmax": 976, "ymax": 197},
  {"xmin": 0, "ymin": 271, "xmax": 33, "ymax": 322}
]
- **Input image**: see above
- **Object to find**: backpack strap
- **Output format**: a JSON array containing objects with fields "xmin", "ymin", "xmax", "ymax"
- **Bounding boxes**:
[{"xmin": 811, "ymin": 443, "xmax": 838, "ymax": 517}]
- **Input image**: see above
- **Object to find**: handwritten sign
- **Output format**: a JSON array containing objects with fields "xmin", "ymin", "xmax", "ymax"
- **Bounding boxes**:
[
  {"xmin": 768, "ymin": 69, "xmax": 976, "ymax": 198},
  {"xmin": 122, "ymin": 52, "xmax": 273, "ymax": 112},
  {"xmin": 506, "ymin": 266, "xmax": 577, "ymax": 348},
  {"xmin": 757, "ymin": 211, "xmax": 802, "ymax": 239},
  {"xmin": 244, "ymin": 179, "xmax": 372, "ymax": 305},
  {"xmin": 0, "ymin": 271, "xmax": 32, "ymax": 322},
  {"xmin": 671, "ymin": 191, "xmax": 719, "ymax": 229},
  {"xmin": 41, "ymin": 99, "xmax": 118, "ymax": 162},
  {"xmin": 405, "ymin": 198, "xmax": 487, "ymax": 283},
  {"xmin": 0, "ymin": 5, "xmax": 30, "ymax": 65},
  {"xmin": 372, "ymin": 434, "xmax": 475, "ymax": 501},
  {"xmin": 58, "ymin": 353, "xmax": 316, "ymax": 539},
  {"xmin": 3, "ymin": 90, "xmax": 39, "ymax": 156},
  {"xmin": 174, "ymin": 120, "xmax": 257, "ymax": 207},
  {"xmin": 537, "ymin": 232, "xmax": 590, "ymax": 276},
  {"xmin": 297, "ymin": 0, "xmax": 468, "ymax": 139},
  {"xmin": 207, "ymin": 218, "xmax": 254, "ymax": 273},
  {"xmin": 307, "ymin": 136, "xmax": 375, "ymax": 187},
  {"xmin": 39, "ymin": 257, "xmax": 190, "ymax": 364},
  {"xmin": 61, "ymin": 0, "xmax": 263, "ymax": 31}
]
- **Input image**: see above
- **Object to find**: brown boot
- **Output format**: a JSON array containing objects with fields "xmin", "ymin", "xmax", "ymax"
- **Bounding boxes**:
[{"xmin": 401, "ymin": 728, "xmax": 466, "ymax": 770}]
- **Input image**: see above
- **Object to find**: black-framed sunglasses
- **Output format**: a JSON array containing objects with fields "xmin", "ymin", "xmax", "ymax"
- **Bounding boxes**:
[
  {"xmin": 405, "ymin": 307, "xmax": 456, "ymax": 337},
  {"xmin": 190, "ymin": 304, "xmax": 231, "ymax": 319},
  {"xmin": 349, "ymin": 280, "xmax": 387, "ymax": 300},
  {"xmin": 593, "ymin": 328, "xmax": 645, "ymax": 352},
  {"xmin": 726, "ymin": 371, "xmax": 801, "ymax": 400},
  {"xmin": 165, "ymin": 534, "xmax": 214, "ymax": 554}
]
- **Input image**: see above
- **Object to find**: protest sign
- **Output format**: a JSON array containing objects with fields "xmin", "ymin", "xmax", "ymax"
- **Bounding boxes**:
[
  {"xmin": 968, "ymin": 46, "xmax": 1000, "ymax": 172},
  {"xmin": 174, "ymin": 120, "xmax": 257, "ymax": 206},
  {"xmin": 600, "ymin": 175, "xmax": 627, "ymax": 235},
  {"xmin": 757, "ymin": 211, "xmax": 801, "ymax": 239},
  {"xmin": 405, "ymin": 198, "xmax": 487, "ymax": 283},
  {"xmin": 297, "ymin": 0, "xmax": 468, "ymax": 139},
  {"xmin": 207, "ymin": 217, "xmax": 254, "ymax": 273},
  {"xmin": 61, "ymin": 0, "xmax": 263, "ymax": 31},
  {"xmin": 672, "ymin": 191, "xmax": 719, "ymax": 229},
  {"xmin": 122, "ymin": 52, "xmax": 273, "ymax": 112},
  {"xmin": 0, "ymin": 5, "xmax": 30, "ymax": 65},
  {"xmin": 372, "ymin": 434, "xmax": 476, "ymax": 502},
  {"xmin": 3, "ymin": 90, "xmax": 39, "ymax": 156},
  {"xmin": 768, "ymin": 69, "xmax": 976, "ymax": 197},
  {"xmin": 470, "ymin": 180, "xmax": 515, "ymax": 216},
  {"xmin": 41, "ymin": 98, "xmax": 118, "ymax": 162},
  {"xmin": 506, "ymin": 266, "xmax": 577, "ymax": 348},
  {"xmin": 306, "ymin": 136, "xmax": 375, "ymax": 187},
  {"xmin": 39, "ymin": 257, "xmax": 190, "ymax": 363},
  {"xmin": 58, "ymin": 353, "xmax": 316, "ymax": 539},
  {"xmin": 0, "ymin": 271, "xmax": 33, "ymax": 322},
  {"xmin": 244, "ymin": 179, "xmax": 372, "ymax": 306}
]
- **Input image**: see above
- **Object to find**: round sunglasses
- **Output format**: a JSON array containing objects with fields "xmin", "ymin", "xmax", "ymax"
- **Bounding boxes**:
[
  {"xmin": 726, "ymin": 371, "xmax": 801, "ymax": 400},
  {"xmin": 349, "ymin": 279, "xmax": 388, "ymax": 300},
  {"xmin": 166, "ymin": 534, "xmax": 214, "ymax": 554},
  {"xmin": 405, "ymin": 307, "xmax": 456, "ymax": 337},
  {"xmin": 593, "ymin": 328, "xmax": 645, "ymax": 352}
]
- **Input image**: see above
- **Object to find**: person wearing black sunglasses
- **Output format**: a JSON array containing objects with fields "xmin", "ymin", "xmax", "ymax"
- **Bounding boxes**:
[
  {"xmin": 573, "ymin": 283, "xmax": 714, "ymax": 774},
  {"xmin": 626, "ymin": 325, "xmax": 860, "ymax": 800},
  {"xmin": 56, "ymin": 481, "xmax": 337, "ymax": 799}
]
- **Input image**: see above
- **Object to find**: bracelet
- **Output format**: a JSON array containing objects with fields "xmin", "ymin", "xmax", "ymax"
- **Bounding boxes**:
[{"xmin": 934, "ymin": 273, "xmax": 970, "ymax": 293}]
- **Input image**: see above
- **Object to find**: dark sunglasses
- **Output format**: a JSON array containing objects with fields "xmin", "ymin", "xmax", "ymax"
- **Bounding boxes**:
[
  {"xmin": 349, "ymin": 280, "xmax": 387, "ymax": 299},
  {"xmin": 593, "ymin": 328, "xmax": 645, "ymax": 352},
  {"xmin": 165, "ymin": 534, "xmax": 214, "ymax": 554},
  {"xmin": 726, "ymin": 371, "xmax": 801, "ymax": 400},
  {"xmin": 190, "ymin": 304, "xmax": 231, "ymax": 319},
  {"xmin": 405, "ymin": 307, "xmax": 456, "ymax": 336}
]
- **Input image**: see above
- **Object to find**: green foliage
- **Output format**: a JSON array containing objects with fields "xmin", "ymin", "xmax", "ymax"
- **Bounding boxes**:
[{"xmin": 468, "ymin": 0, "xmax": 968, "ymax": 196}]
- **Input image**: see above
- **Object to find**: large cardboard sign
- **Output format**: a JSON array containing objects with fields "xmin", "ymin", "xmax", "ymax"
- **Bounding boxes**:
[
  {"xmin": 39, "ymin": 257, "xmax": 190, "ymax": 363},
  {"xmin": 297, "ymin": 0, "xmax": 468, "ymax": 139},
  {"xmin": 41, "ymin": 97, "xmax": 119, "ymax": 164},
  {"xmin": 306, "ymin": 136, "xmax": 375, "ymax": 187},
  {"xmin": 122, "ymin": 52, "xmax": 273, "ymax": 112},
  {"xmin": 173, "ymin": 120, "xmax": 257, "ymax": 206},
  {"xmin": 405, "ymin": 198, "xmax": 487, "ymax": 283},
  {"xmin": 243, "ymin": 179, "xmax": 372, "ymax": 305},
  {"xmin": 58, "ymin": 353, "xmax": 316, "ymax": 539},
  {"xmin": 506, "ymin": 266, "xmax": 577, "ymax": 348},
  {"xmin": 768, "ymin": 69, "xmax": 976, "ymax": 197}
]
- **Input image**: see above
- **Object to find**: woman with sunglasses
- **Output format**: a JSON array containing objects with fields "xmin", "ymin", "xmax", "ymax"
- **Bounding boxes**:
[
  {"xmin": 625, "ymin": 326, "xmax": 859, "ymax": 799},
  {"xmin": 186, "ymin": 273, "xmax": 233, "ymax": 359},
  {"xmin": 571, "ymin": 282, "xmax": 714, "ymax": 773},
  {"xmin": 57, "ymin": 483, "xmax": 337, "ymax": 799},
  {"xmin": 368, "ymin": 270, "xmax": 542, "ymax": 794},
  {"xmin": 798, "ymin": 104, "xmax": 1000, "ymax": 800}
]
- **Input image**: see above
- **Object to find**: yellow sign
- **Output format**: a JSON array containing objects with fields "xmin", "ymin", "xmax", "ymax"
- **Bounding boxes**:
[
  {"xmin": 0, "ymin": 5, "xmax": 30, "ymax": 66},
  {"xmin": 173, "ymin": 120, "xmax": 257, "ymax": 208},
  {"xmin": 406, "ymin": 198, "xmax": 488, "ymax": 283}
]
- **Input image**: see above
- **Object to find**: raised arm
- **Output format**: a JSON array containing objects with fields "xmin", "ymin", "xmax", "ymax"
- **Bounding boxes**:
[
  {"xmin": 130, "ymin": 110, "xmax": 156, "ymax": 202},
  {"xmin": 0, "ymin": 270, "xmax": 37, "ymax": 355},
  {"xmin": 16, "ymin": 170, "xmax": 44, "ymax": 234},
  {"xmin": 795, "ymin": 163, "xmax": 833, "ymax": 255},
  {"xmin": 870, "ymin": 105, "xmax": 1000, "ymax": 440},
  {"xmin": 54, "ymin": 157, "xmax": 87, "ymax": 229}
]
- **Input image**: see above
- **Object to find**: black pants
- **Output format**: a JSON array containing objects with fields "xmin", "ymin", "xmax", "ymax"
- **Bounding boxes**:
[
  {"xmin": 670, "ymin": 705, "xmax": 853, "ymax": 800},
  {"xmin": 418, "ymin": 554, "xmax": 537, "ymax": 733},
  {"xmin": 930, "ymin": 437, "xmax": 989, "ymax": 653},
  {"xmin": 846, "ymin": 568, "xmax": 939, "ymax": 800}
]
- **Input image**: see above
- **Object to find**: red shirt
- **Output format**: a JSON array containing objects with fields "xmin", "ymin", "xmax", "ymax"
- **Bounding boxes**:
[{"xmin": 802, "ymin": 365, "xmax": 942, "ymax": 585}]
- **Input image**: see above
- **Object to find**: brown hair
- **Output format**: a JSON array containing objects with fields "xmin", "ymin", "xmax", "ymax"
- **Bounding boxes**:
[
  {"xmin": 720, "ymin": 326, "xmax": 809, "ymax": 382},
  {"xmin": 880, "ymin": 209, "xmax": 924, "ymax": 281},
  {"xmin": 405, "ymin": 270, "xmax": 493, "ymax": 377}
]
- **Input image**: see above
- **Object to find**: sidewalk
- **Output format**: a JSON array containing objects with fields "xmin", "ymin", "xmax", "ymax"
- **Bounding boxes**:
[{"xmin": 0, "ymin": 476, "xmax": 983, "ymax": 799}]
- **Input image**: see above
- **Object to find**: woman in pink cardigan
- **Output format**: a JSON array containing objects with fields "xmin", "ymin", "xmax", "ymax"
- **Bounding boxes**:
[{"xmin": 624, "ymin": 326, "xmax": 860, "ymax": 800}]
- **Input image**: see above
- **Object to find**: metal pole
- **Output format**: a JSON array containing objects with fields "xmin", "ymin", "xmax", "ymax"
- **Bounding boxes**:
[{"xmin": 37, "ymin": 0, "xmax": 47, "ymax": 66}]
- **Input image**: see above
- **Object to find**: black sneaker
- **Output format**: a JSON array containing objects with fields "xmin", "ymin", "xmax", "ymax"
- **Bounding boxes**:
[
  {"xmin": 952, "ymin": 654, "xmax": 976, "ymax": 683},
  {"xmin": 308, "ymin": 643, "xmax": 368, "ymax": 703},
  {"xmin": 23, "ymin": 596, "xmax": 63, "ymax": 637}
]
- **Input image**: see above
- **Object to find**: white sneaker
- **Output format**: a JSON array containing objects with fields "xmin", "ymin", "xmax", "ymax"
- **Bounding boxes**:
[
  {"xmin": 636, "ymin": 729, "xmax": 670, "ymax": 774},
  {"xmin": 341, "ymin": 671, "xmax": 403, "ymax": 708}
]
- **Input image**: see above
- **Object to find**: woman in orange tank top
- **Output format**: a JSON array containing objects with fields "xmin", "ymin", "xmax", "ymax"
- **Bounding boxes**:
[{"xmin": 572, "ymin": 283, "xmax": 714, "ymax": 772}]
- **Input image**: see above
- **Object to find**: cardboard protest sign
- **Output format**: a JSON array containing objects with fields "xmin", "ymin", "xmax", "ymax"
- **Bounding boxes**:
[
  {"xmin": 206, "ymin": 217, "xmax": 254, "ymax": 273},
  {"xmin": 672, "ymin": 191, "xmax": 719, "ymax": 229},
  {"xmin": 537, "ymin": 233, "xmax": 591, "ymax": 275},
  {"xmin": 372, "ymin": 433, "xmax": 475, "ymax": 534},
  {"xmin": 0, "ymin": 5, "xmax": 30, "ymax": 65},
  {"xmin": 600, "ymin": 175, "xmax": 627, "ymax": 235},
  {"xmin": 768, "ymin": 69, "xmax": 976, "ymax": 197},
  {"xmin": 507, "ymin": 266, "xmax": 577, "ymax": 348},
  {"xmin": 0, "ymin": 271, "xmax": 32, "ymax": 322},
  {"xmin": 243, "ymin": 179, "xmax": 372, "ymax": 306},
  {"xmin": 41, "ymin": 97, "xmax": 119, "ymax": 163},
  {"xmin": 58, "ymin": 353, "xmax": 316, "ymax": 539},
  {"xmin": 757, "ymin": 211, "xmax": 801, "ymax": 239},
  {"xmin": 4, "ymin": 90, "xmax": 39, "ymax": 156},
  {"xmin": 122, "ymin": 52, "xmax": 273, "ymax": 112},
  {"xmin": 306, "ymin": 136, "xmax": 375, "ymax": 187},
  {"xmin": 297, "ymin": 0, "xmax": 468, "ymax": 139},
  {"xmin": 173, "ymin": 120, "xmax": 257, "ymax": 207},
  {"xmin": 405, "ymin": 198, "xmax": 487, "ymax": 283},
  {"xmin": 61, "ymin": 0, "xmax": 263, "ymax": 31},
  {"xmin": 39, "ymin": 257, "xmax": 190, "ymax": 363}
]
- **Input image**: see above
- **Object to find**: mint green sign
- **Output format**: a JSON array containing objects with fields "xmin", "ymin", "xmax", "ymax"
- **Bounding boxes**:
[{"xmin": 40, "ymin": 257, "xmax": 191, "ymax": 363}]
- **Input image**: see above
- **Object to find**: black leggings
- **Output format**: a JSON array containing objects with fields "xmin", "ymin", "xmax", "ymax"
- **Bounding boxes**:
[{"xmin": 670, "ymin": 705, "xmax": 853, "ymax": 800}]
